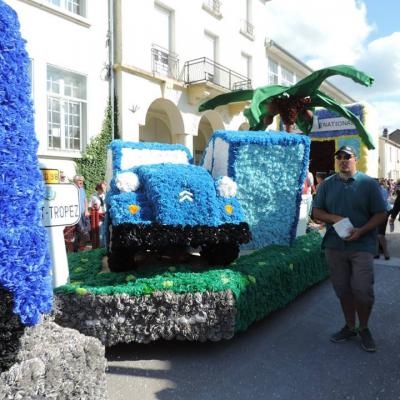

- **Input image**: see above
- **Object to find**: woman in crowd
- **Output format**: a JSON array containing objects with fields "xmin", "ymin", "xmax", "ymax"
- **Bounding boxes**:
[{"xmin": 90, "ymin": 181, "xmax": 107, "ymax": 246}]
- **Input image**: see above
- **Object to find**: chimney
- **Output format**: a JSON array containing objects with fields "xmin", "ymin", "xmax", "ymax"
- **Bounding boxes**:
[{"xmin": 382, "ymin": 128, "xmax": 389, "ymax": 138}]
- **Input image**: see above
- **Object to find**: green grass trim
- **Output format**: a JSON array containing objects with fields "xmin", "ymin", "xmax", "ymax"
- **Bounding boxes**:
[{"xmin": 55, "ymin": 232, "xmax": 328, "ymax": 332}]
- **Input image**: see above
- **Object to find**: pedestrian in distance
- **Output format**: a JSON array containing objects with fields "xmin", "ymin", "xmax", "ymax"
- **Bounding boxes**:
[
  {"xmin": 73, "ymin": 175, "xmax": 90, "ymax": 252},
  {"xmin": 389, "ymin": 184, "xmax": 400, "ymax": 231},
  {"xmin": 375, "ymin": 178, "xmax": 391, "ymax": 260},
  {"xmin": 90, "ymin": 181, "xmax": 107, "ymax": 246},
  {"xmin": 315, "ymin": 171, "xmax": 327, "ymax": 193},
  {"xmin": 312, "ymin": 146, "xmax": 387, "ymax": 352}
]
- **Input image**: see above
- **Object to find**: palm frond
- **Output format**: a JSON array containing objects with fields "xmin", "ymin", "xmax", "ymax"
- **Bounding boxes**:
[
  {"xmin": 198, "ymin": 89, "xmax": 254, "ymax": 112},
  {"xmin": 287, "ymin": 65, "xmax": 374, "ymax": 98},
  {"xmin": 247, "ymin": 85, "xmax": 289, "ymax": 126}
]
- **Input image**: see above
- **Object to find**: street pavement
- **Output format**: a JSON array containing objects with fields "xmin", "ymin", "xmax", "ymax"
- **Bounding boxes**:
[{"xmin": 105, "ymin": 226, "xmax": 400, "ymax": 400}]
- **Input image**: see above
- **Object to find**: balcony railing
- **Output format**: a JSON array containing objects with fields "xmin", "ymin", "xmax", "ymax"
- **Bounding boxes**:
[
  {"xmin": 203, "ymin": 0, "xmax": 221, "ymax": 14},
  {"xmin": 184, "ymin": 57, "xmax": 252, "ymax": 91},
  {"xmin": 151, "ymin": 44, "xmax": 179, "ymax": 80},
  {"xmin": 241, "ymin": 19, "xmax": 254, "ymax": 37}
]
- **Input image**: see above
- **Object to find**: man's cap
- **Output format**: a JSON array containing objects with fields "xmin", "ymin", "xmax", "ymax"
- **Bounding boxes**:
[{"xmin": 334, "ymin": 145, "xmax": 356, "ymax": 157}]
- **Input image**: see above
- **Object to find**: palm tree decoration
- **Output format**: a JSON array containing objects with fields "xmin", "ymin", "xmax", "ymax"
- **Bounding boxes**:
[{"xmin": 198, "ymin": 65, "xmax": 375, "ymax": 149}]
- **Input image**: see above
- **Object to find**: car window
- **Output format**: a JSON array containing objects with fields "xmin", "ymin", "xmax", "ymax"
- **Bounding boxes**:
[{"xmin": 120, "ymin": 148, "xmax": 190, "ymax": 170}]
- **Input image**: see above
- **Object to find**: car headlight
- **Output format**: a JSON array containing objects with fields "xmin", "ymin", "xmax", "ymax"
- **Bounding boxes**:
[
  {"xmin": 116, "ymin": 172, "xmax": 140, "ymax": 192},
  {"xmin": 216, "ymin": 176, "xmax": 237, "ymax": 198}
]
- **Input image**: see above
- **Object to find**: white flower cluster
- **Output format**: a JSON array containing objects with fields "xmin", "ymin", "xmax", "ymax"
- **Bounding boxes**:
[
  {"xmin": 217, "ymin": 176, "xmax": 237, "ymax": 198},
  {"xmin": 116, "ymin": 172, "xmax": 140, "ymax": 192}
]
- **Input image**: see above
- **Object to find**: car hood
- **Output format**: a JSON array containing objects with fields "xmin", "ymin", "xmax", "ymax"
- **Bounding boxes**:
[{"xmin": 136, "ymin": 163, "xmax": 221, "ymax": 226}]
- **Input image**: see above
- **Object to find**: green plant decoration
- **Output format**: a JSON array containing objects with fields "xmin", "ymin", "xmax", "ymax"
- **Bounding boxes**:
[
  {"xmin": 76, "ymin": 98, "xmax": 119, "ymax": 198},
  {"xmin": 199, "ymin": 65, "xmax": 375, "ymax": 149}
]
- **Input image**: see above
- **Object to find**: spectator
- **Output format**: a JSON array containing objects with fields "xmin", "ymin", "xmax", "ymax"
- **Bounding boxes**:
[
  {"xmin": 73, "ymin": 175, "xmax": 90, "ymax": 252},
  {"xmin": 375, "ymin": 179, "xmax": 391, "ymax": 260},
  {"xmin": 303, "ymin": 166, "xmax": 315, "ymax": 216},
  {"xmin": 90, "ymin": 181, "xmax": 107, "ymax": 246},
  {"xmin": 59, "ymin": 170, "xmax": 68, "ymax": 183},
  {"xmin": 313, "ymin": 145, "xmax": 386, "ymax": 352},
  {"xmin": 315, "ymin": 171, "xmax": 327, "ymax": 192},
  {"xmin": 90, "ymin": 181, "xmax": 106, "ymax": 213},
  {"xmin": 389, "ymin": 185, "xmax": 400, "ymax": 231}
]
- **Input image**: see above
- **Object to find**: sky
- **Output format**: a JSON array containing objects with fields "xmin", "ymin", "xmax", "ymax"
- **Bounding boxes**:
[{"xmin": 265, "ymin": 0, "xmax": 400, "ymax": 133}]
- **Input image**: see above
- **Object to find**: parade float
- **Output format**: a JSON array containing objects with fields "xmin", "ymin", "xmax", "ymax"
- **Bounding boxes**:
[
  {"xmin": 53, "ymin": 66, "xmax": 377, "ymax": 346},
  {"xmin": 54, "ymin": 131, "xmax": 324, "ymax": 345},
  {"xmin": 302, "ymin": 102, "xmax": 379, "ymax": 178},
  {"xmin": 0, "ymin": 2, "xmax": 107, "ymax": 398}
]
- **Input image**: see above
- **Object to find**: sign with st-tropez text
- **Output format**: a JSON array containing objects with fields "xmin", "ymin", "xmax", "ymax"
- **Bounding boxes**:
[{"xmin": 42, "ymin": 183, "xmax": 81, "ymax": 227}]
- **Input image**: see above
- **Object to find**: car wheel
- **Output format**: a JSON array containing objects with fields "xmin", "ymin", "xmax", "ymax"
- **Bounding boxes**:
[{"xmin": 200, "ymin": 242, "xmax": 240, "ymax": 266}]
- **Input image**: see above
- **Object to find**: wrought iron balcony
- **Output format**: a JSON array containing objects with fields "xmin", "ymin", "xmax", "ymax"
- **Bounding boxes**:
[
  {"xmin": 184, "ymin": 57, "xmax": 251, "ymax": 91},
  {"xmin": 151, "ymin": 44, "xmax": 179, "ymax": 80},
  {"xmin": 202, "ymin": 0, "xmax": 221, "ymax": 14},
  {"xmin": 240, "ymin": 19, "xmax": 255, "ymax": 38}
]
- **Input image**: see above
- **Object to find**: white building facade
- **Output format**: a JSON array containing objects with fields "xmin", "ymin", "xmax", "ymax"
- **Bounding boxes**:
[
  {"xmin": 5, "ymin": 0, "xmax": 110, "ymax": 179},
  {"xmin": 6, "ymin": 0, "xmax": 359, "ymax": 174},
  {"xmin": 378, "ymin": 136, "xmax": 400, "ymax": 180},
  {"xmin": 113, "ymin": 0, "xmax": 354, "ymax": 163}
]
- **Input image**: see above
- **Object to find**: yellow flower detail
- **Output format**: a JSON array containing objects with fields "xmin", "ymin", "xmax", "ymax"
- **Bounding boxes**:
[
  {"xmin": 75, "ymin": 287, "xmax": 88, "ymax": 296},
  {"xmin": 163, "ymin": 280, "xmax": 174, "ymax": 288},
  {"xmin": 225, "ymin": 204, "xmax": 234, "ymax": 214},
  {"xmin": 221, "ymin": 276, "xmax": 230, "ymax": 284},
  {"xmin": 126, "ymin": 274, "xmax": 136, "ymax": 282},
  {"xmin": 128, "ymin": 204, "xmax": 140, "ymax": 214}
]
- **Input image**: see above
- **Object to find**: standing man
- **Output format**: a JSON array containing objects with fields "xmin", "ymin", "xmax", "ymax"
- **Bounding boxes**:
[{"xmin": 312, "ymin": 146, "xmax": 386, "ymax": 352}]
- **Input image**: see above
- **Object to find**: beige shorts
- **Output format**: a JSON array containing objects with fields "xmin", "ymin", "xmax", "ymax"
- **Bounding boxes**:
[{"xmin": 325, "ymin": 248, "xmax": 374, "ymax": 306}]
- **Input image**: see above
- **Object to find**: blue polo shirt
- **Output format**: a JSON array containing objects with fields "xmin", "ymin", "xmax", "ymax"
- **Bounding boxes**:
[{"xmin": 312, "ymin": 172, "xmax": 386, "ymax": 254}]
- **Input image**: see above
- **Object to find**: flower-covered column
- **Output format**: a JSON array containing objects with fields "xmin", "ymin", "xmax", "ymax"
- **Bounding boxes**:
[{"xmin": 0, "ymin": 1, "xmax": 52, "ymax": 327}]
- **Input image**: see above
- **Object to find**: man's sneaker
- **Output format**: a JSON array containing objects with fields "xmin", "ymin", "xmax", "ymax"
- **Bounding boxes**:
[
  {"xmin": 330, "ymin": 325, "xmax": 357, "ymax": 343},
  {"xmin": 359, "ymin": 328, "xmax": 376, "ymax": 352}
]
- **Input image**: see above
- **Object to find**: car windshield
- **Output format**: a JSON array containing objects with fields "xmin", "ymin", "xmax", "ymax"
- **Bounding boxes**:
[{"xmin": 120, "ymin": 148, "xmax": 190, "ymax": 170}]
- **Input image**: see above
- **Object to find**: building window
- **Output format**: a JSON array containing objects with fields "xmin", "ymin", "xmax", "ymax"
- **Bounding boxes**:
[
  {"xmin": 268, "ymin": 58, "xmax": 296, "ymax": 86},
  {"xmin": 46, "ymin": 0, "xmax": 86, "ymax": 17},
  {"xmin": 154, "ymin": 4, "xmax": 173, "ymax": 52},
  {"xmin": 240, "ymin": 0, "xmax": 254, "ymax": 39},
  {"xmin": 202, "ymin": 0, "xmax": 221, "ymax": 15},
  {"xmin": 281, "ymin": 65, "xmax": 294, "ymax": 86},
  {"xmin": 47, "ymin": 65, "xmax": 87, "ymax": 151},
  {"xmin": 268, "ymin": 59, "xmax": 279, "ymax": 84},
  {"xmin": 241, "ymin": 53, "xmax": 252, "ymax": 79}
]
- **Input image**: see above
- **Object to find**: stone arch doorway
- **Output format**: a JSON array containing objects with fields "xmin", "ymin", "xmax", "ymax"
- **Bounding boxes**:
[
  {"xmin": 139, "ymin": 98, "xmax": 184, "ymax": 143},
  {"xmin": 194, "ymin": 111, "xmax": 224, "ymax": 164}
]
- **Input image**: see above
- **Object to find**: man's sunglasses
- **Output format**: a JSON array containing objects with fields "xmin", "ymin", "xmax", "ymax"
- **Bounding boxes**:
[{"xmin": 335, "ymin": 154, "xmax": 353, "ymax": 160}]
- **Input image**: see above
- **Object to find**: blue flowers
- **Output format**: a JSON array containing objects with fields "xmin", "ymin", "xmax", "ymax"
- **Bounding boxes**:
[
  {"xmin": 202, "ymin": 130, "xmax": 310, "ymax": 249},
  {"xmin": 108, "ymin": 162, "xmax": 245, "ymax": 227},
  {"xmin": 0, "ymin": 1, "xmax": 52, "ymax": 326}
]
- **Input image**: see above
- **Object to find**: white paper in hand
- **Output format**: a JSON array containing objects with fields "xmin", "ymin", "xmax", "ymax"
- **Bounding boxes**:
[{"xmin": 333, "ymin": 218, "xmax": 354, "ymax": 239}]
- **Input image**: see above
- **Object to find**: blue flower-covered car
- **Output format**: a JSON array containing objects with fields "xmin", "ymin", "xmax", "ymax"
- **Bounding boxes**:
[{"xmin": 105, "ymin": 140, "xmax": 251, "ymax": 271}]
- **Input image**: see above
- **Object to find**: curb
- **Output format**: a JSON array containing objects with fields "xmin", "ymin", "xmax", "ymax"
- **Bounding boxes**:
[{"xmin": 374, "ymin": 257, "xmax": 400, "ymax": 268}]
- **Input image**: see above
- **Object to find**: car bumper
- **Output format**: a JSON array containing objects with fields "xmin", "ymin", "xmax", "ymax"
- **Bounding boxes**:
[{"xmin": 110, "ymin": 222, "xmax": 251, "ymax": 250}]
